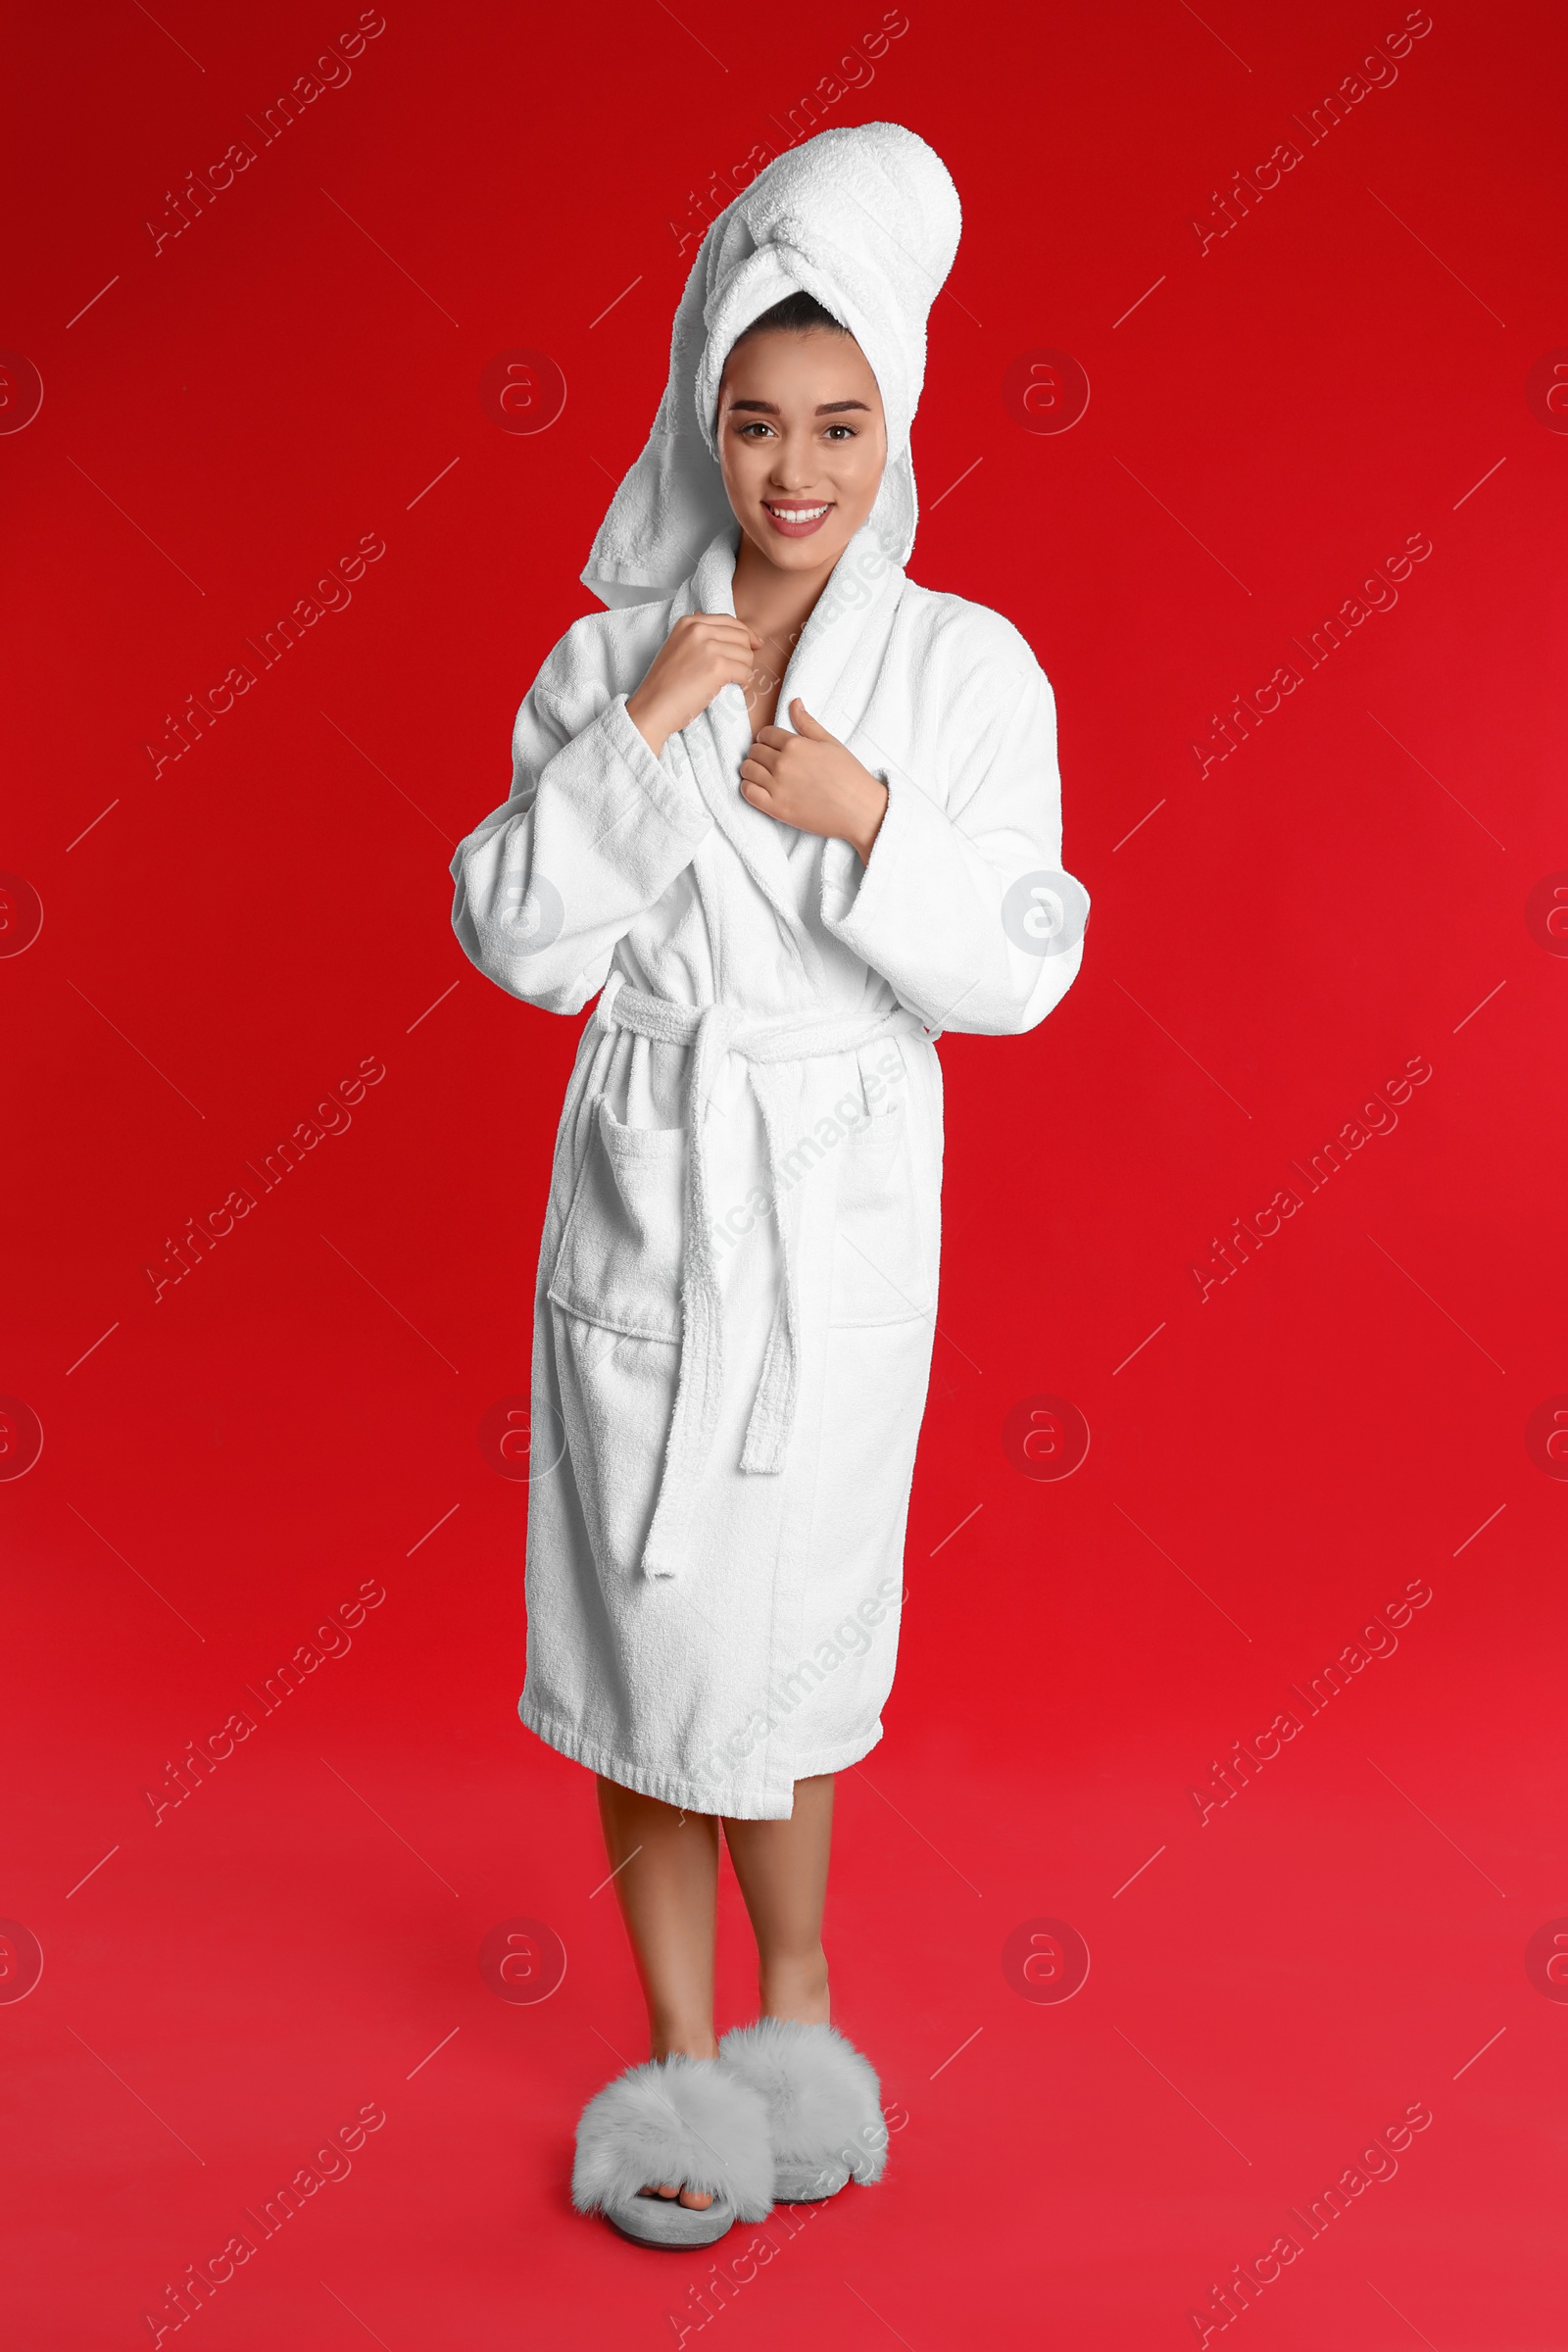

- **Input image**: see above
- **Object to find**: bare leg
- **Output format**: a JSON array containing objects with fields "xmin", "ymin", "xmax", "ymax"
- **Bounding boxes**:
[
  {"xmin": 595, "ymin": 1776, "xmax": 719, "ymax": 2207},
  {"xmin": 722, "ymin": 1775, "xmax": 835, "ymax": 2024}
]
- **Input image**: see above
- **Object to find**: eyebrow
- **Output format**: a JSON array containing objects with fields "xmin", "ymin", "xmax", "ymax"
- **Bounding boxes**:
[{"xmin": 726, "ymin": 398, "xmax": 871, "ymax": 416}]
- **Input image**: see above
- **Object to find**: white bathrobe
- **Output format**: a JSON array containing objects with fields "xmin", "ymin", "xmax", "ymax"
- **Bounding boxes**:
[{"xmin": 449, "ymin": 517, "xmax": 1088, "ymax": 1816}]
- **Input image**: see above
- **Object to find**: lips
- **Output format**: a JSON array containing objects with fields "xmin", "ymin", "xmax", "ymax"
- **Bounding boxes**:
[{"xmin": 761, "ymin": 499, "xmax": 834, "ymax": 538}]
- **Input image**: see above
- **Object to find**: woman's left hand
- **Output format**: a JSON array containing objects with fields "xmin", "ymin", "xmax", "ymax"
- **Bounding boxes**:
[{"xmin": 740, "ymin": 700, "xmax": 890, "ymax": 865}]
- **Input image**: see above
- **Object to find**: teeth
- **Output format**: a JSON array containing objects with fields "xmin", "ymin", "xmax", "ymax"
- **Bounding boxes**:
[{"xmin": 768, "ymin": 503, "xmax": 829, "ymax": 520}]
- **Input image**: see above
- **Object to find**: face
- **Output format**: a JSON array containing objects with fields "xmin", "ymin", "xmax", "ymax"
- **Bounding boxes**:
[{"xmin": 716, "ymin": 328, "xmax": 888, "ymax": 579}]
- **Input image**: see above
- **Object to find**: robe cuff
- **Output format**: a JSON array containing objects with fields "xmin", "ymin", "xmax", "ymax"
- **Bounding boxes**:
[
  {"xmin": 819, "ymin": 765, "xmax": 918, "ymax": 944},
  {"xmin": 601, "ymin": 693, "xmax": 711, "ymax": 846}
]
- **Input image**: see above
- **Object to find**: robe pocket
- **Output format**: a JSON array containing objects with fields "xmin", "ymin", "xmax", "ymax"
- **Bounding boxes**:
[
  {"xmin": 827, "ymin": 1087, "xmax": 933, "ymax": 1328},
  {"xmin": 547, "ymin": 1097, "xmax": 686, "ymax": 1343}
]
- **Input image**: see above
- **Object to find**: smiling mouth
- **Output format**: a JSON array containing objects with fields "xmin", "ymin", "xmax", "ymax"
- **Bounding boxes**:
[{"xmin": 761, "ymin": 500, "xmax": 834, "ymax": 536}]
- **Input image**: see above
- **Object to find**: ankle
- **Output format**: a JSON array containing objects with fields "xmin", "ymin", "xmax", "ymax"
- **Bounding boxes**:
[
  {"xmin": 650, "ymin": 2026, "xmax": 718, "ymax": 2063},
  {"xmin": 758, "ymin": 1947, "xmax": 830, "ymax": 2026}
]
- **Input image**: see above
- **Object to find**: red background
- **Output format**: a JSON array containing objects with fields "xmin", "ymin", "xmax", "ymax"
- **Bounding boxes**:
[{"xmin": 4, "ymin": 2, "xmax": 1565, "ymax": 2344}]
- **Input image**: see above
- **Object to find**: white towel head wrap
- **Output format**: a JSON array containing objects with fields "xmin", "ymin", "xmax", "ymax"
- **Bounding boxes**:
[{"xmin": 581, "ymin": 122, "xmax": 962, "ymax": 610}]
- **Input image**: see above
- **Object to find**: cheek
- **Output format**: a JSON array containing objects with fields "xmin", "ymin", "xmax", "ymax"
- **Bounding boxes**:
[
  {"xmin": 720, "ymin": 445, "xmax": 764, "ymax": 512},
  {"xmin": 840, "ymin": 444, "xmax": 885, "ymax": 514},
  {"xmin": 850, "ymin": 425, "xmax": 886, "ymax": 475}
]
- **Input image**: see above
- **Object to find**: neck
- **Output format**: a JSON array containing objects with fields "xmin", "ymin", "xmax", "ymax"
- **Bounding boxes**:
[{"xmin": 731, "ymin": 532, "xmax": 837, "ymax": 683}]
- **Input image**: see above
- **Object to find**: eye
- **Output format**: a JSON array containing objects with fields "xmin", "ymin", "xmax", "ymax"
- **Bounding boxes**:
[
  {"xmin": 735, "ymin": 419, "xmax": 775, "ymax": 439},
  {"xmin": 824, "ymin": 423, "xmax": 857, "ymax": 440}
]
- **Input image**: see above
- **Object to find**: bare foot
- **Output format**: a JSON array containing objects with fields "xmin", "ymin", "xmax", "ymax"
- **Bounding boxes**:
[{"xmin": 638, "ymin": 2181, "xmax": 714, "ymax": 2208}]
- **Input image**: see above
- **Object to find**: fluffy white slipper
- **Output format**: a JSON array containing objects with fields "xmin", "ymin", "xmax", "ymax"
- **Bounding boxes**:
[
  {"xmin": 718, "ymin": 2019, "xmax": 889, "ymax": 2201},
  {"xmin": 571, "ymin": 2054, "xmax": 775, "ymax": 2248}
]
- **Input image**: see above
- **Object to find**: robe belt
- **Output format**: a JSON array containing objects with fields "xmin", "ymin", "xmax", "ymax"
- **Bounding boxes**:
[{"xmin": 589, "ymin": 969, "xmax": 929, "ymax": 1580}]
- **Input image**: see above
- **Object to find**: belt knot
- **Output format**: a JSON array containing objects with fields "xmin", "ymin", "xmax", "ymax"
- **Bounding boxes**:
[{"xmin": 592, "ymin": 976, "xmax": 927, "ymax": 1578}]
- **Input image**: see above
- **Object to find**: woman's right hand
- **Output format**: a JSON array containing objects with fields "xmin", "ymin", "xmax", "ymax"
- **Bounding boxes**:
[{"xmin": 626, "ymin": 612, "xmax": 762, "ymax": 757}]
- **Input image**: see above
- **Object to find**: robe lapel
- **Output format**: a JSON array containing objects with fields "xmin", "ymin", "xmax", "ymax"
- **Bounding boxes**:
[
  {"xmin": 773, "ymin": 521, "xmax": 906, "ymax": 745},
  {"xmin": 663, "ymin": 525, "xmax": 905, "ymax": 983},
  {"xmin": 669, "ymin": 533, "xmax": 806, "ymax": 961}
]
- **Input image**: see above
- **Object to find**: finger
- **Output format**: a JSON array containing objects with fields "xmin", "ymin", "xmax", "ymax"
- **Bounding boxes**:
[
  {"xmin": 742, "ymin": 743, "xmax": 782, "ymax": 772},
  {"xmin": 789, "ymin": 698, "xmax": 834, "ymax": 741},
  {"xmin": 693, "ymin": 612, "xmax": 759, "ymax": 654},
  {"xmin": 739, "ymin": 760, "xmax": 778, "ymax": 790},
  {"xmin": 752, "ymin": 726, "xmax": 792, "ymax": 751}
]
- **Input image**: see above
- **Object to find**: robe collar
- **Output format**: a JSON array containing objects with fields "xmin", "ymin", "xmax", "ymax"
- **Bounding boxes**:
[{"xmin": 662, "ymin": 520, "xmax": 906, "ymax": 971}]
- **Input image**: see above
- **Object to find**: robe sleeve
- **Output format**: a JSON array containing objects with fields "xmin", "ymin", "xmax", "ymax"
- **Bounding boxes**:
[
  {"xmin": 817, "ymin": 660, "xmax": 1089, "ymax": 1037},
  {"xmin": 449, "ymin": 680, "xmax": 712, "ymax": 1016}
]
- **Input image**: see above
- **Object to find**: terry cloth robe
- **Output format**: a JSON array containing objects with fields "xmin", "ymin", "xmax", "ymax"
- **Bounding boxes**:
[
  {"xmin": 450, "ymin": 119, "xmax": 1087, "ymax": 1814},
  {"xmin": 448, "ymin": 516, "xmax": 1089, "ymax": 1817}
]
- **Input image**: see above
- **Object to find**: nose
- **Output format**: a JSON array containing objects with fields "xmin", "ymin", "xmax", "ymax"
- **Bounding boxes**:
[{"xmin": 766, "ymin": 428, "xmax": 823, "ymax": 492}]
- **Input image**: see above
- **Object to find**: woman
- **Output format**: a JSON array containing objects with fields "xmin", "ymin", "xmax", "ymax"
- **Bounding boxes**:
[{"xmin": 449, "ymin": 122, "xmax": 1088, "ymax": 2246}]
